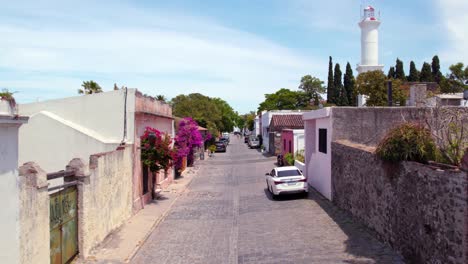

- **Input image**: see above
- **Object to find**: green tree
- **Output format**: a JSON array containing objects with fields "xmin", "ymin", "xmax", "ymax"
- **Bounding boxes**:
[
  {"xmin": 171, "ymin": 93, "xmax": 222, "ymax": 134},
  {"xmin": 431, "ymin": 55, "xmax": 443, "ymax": 84},
  {"xmin": 344, "ymin": 62, "xmax": 356, "ymax": 106},
  {"xmin": 78, "ymin": 80, "xmax": 102, "ymax": 94},
  {"xmin": 407, "ymin": 61, "xmax": 420, "ymax": 82},
  {"xmin": 395, "ymin": 58, "xmax": 406, "ymax": 81},
  {"xmin": 420, "ymin": 62, "xmax": 433, "ymax": 82},
  {"xmin": 334, "ymin": 63, "xmax": 348, "ymax": 106},
  {"xmin": 212, "ymin": 97, "xmax": 237, "ymax": 132},
  {"xmin": 355, "ymin": 70, "xmax": 406, "ymax": 106},
  {"xmin": 441, "ymin": 62, "xmax": 468, "ymax": 93},
  {"xmin": 258, "ymin": 88, "xmax": 303, "ymax": 112},
  {"xmin": 298, "ymin": 75, "xmax": 325, "ymax": 106},
  {"xmin": 387, "ymin": 67, "xmax": 395, "ymax": 79},
  {"xmin": 327, "ymin": 56, "xmax": 335, "ymax": 104}
]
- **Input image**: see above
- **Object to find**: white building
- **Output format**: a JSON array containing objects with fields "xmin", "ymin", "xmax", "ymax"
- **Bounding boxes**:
[
  {"xmin": 253, "ymin": 115, "xmax": 260, "ymax": 136},
  {"xmin": 0, "ymin": 100, "xmax": 28, "ymax": 264},
  {"xmin": 260, "ymin": 110, "xmax": 304, "ymax": 153}
]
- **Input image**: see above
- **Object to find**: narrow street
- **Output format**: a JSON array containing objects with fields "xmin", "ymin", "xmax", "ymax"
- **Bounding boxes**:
[{"xmin": 132, "ymin": 137, "xmax": 403, "ymax": 264}]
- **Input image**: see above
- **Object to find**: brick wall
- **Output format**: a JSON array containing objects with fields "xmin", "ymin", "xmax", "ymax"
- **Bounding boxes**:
[{"xmin": 332, "ymin": 141, "xmax": 468, "ymax": 264}]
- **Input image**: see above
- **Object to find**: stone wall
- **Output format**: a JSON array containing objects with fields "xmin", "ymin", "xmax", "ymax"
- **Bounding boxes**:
[
  {"xmin": 73, "ymin": 145, "xmax": 134, "ymax": 257},
  {"xmin": 331, "ymin": 141, "xmax": 468, "ymax": 264},
  {"xmin": 331, "ymin": 107, "xmax": 468, "ymax": 146}
]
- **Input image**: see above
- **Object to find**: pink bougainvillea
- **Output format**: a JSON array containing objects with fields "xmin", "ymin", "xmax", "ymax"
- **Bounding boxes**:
[
  {"xmin": 140, "ymin": 127, "xmax": 174, "ymax": 172},
  {"xmin": 174, "ymin": 117, "xmax": 203, "ymax": 169}
]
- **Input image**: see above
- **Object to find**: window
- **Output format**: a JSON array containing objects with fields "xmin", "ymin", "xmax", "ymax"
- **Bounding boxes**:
[
  {"xmin": 289, "ymin": 140, "xmax": 292, "ymax": 153},
  {"xmin": 283, "ymin": 139, "xmax": 286, "ymax": 151},
  {"xmin": 277, "ymin": 169, "xmax": 302, "ymax": 177},
  {"xmin": 318, "ymin": 128, "xmax": 327, "ymax": 154}
]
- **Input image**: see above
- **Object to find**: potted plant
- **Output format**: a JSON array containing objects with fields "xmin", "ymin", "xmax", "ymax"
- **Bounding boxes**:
[
  {"xmin": 0, "ymin": 89, "xmax": 16, "ymax": 115},
  {"xmin": 260, "ymin": 145, "xmax": 265, "ymax": 152}
]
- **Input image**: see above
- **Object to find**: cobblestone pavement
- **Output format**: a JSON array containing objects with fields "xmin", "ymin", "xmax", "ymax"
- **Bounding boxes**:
[{"xmin": 132, "ymin": 137, "xmax": 404, "ymax": 264}]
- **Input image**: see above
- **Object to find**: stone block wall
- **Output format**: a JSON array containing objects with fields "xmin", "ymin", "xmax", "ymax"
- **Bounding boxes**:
[
  {"xmin": 331, "ymin": 107, "xmax": 468, "ymax": 147},
  {"xmin": 331, "ymin": 141, "xmax": 467, "ymax": 264},
  {"xmin": 75, "ymin": 145, "xmax": 134, "ymax": 257}
]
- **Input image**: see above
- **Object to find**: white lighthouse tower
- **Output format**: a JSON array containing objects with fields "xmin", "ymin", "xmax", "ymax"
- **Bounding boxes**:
[{"xmin": 357, "ymin": 5, "xmax": 384, "ymax": 74}]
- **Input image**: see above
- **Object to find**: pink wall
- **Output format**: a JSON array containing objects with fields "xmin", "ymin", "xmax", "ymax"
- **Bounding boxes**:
[
  {"xmin": 281, "ymin": 130, "xmax": 294, "ymax": 155},
  {"xmin": 304, "ymin": 108, "xmax": 332, "ymax": 200},
  {"xmin": 132, "ymin": 94, "xmax": 174, "ymax": 212}
]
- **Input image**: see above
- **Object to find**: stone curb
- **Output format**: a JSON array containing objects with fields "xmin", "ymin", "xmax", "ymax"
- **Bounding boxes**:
[{"xmin": 125, "ymin": 161, "xmax": 204, "ymax": 262}]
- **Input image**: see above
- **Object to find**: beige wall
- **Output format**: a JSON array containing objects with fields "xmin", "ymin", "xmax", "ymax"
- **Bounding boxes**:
[
  {"xmin": 18, "ymin": 162, "xmax": 49, "ymax": 264},
  {"xmin": 77, "ymin": 146, "xmax": 134, "ymax": 257}
]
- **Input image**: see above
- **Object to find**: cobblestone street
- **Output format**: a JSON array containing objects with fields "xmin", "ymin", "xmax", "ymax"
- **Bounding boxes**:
[{"xmin": 132, "ymin": 137, "xmax": 404, "ymax": 264}]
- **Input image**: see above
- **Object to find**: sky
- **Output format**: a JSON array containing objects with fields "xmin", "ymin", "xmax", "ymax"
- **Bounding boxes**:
[{"xmin": 0, "ymin": 0, "xmax": 467, "ymax": 113}]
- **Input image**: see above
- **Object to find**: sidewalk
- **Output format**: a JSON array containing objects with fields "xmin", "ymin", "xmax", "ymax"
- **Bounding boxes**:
[{"xmin": 79, "ymin": 162, "xmax": 204, "ymax": 263}]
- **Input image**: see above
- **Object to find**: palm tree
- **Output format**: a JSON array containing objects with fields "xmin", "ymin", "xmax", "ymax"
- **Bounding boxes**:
[
  {"xmin": 156, "ymin": 95, "xmax": 167, "ymax": 102},
  {"xmin": 78, "ymin": 81, "xmax": 103, "ymax": 95}
]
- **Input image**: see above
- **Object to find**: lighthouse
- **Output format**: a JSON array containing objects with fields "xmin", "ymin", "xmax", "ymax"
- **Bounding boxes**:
[{"xmin": 357, "ymin": 5, "xmax": 384, "ymax": 74}]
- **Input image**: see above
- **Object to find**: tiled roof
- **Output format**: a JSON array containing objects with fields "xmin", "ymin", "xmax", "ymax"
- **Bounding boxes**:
[{"xmin": 269, "ymin": 114, "xmax": 304, "ymax": 132}]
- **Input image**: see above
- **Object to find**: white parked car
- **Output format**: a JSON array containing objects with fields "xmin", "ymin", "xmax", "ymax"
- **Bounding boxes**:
[{"xmin": 265, "ymin": 166, "xmax": 308, "ymax": 197}]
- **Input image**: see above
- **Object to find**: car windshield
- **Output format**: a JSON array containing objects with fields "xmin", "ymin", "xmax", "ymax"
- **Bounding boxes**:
[
  {"xmin": 215, "ymin": 142, "xmax": 224, "ymax": 146},
  {"xmin": 277, "ymin": 169, "xmax": 302, "ymax": 177}
]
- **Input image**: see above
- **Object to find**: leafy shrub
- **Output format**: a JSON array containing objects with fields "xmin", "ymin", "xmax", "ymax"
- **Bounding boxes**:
[
  {"xmin": 295, "ymin": 149, "xmax": 305, "ymax": 163},
  {"xmin": 208, "ymin": 145, "xmax": 216, "ymax": 153},
  {"xmin": 376, "ymin": 123, "xmax": 436, "ymax": 163},
  {"xmin": 284, "ymin": 153, "xmax": 295, "ymax": 165}
]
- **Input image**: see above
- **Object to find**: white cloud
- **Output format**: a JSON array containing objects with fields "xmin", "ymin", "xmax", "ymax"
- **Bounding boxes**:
[
  {"xmin": 0, "ymin": 0, "xmax": 321, "ymax": 113},
  {"xmin": 435, "ymin": 0, "xmax": 468, "ymax": 66}
]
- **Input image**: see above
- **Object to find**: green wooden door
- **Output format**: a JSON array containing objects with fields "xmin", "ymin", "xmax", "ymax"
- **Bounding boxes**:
[{"xmin": 50, "ymin": 186, "xmax": 78, "ymax": 264}]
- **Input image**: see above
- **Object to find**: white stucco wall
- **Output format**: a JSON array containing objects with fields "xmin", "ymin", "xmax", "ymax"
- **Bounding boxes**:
[
  {"xmin": 19, "ymin": 112, "xmax": 120, "ymax": 172},
  {"xmin": 0, "ymin": 116, "xmax": 28, "ymax": 264},
  {"xmin": 0, "ymin": 124, "xmax": 20, "ymax": 264},
  {"xmin": 18, "ymin": 90, "xmax": 135, "ymax": 172},
  {"xmin": 19, "ymin": 89, "xmax": 136, "ymax": 142},
  {"xmin": 304, "ymin": 108, "xmax": 332, "ymax": 200},
  {"xmin": 292, "ymin": 129, "xmax": 305, "ymax": 153}
]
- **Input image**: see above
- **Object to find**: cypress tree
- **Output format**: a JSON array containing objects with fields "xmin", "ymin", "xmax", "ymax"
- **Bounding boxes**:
[
  {"xmin": 327, "ymin": 56, "xmax": 335, "ymax": 104},
  {"xmin": 431, "ymin": 55, "xmax": 442, "ymax": 84},
  {"xmin": 407, "ymin": 61, "xmax": 420, "ymax": 82},
  {"xmin": 334, "ymin": 63, "xmax": 348, "ymax": 106},
  {"xmin": 420, "ymin": 62, "xmax": 433, "ymax": 82},
  {"xmin": 387, "ymin": 67, "xmax": 396, "ymax": 79},
  {"xmin": 344, "ymin": 62, "xmax": 356, "ymax": 106},
  {"xmin": 395, "ymin": 58, "xmax": 406, "ymax": 80}
]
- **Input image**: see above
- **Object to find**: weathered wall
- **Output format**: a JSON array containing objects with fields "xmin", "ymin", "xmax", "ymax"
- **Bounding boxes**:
[
  {"xmin": 75, "ymin": 146, "xmax": 134, "ymax": 257},
  {"xmin": 331, "ymin": 107, "xmax": 468, "ymax": 146},
  {"xmin": 0, "ymin": 121, "xmax": 22, "ymax": 263},
  {"xmin": 18, "ymin": 162, "xmax": 49, "ymax": 264},
  {"xmin": 332, "ymin": 141, "xmax": 468, "ymax": 264}
]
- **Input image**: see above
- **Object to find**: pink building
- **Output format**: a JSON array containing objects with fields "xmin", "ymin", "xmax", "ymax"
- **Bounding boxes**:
[
  {"xmin": 133, "ymin": 91, "xmax": 175, "ymax": 211},
  {"xmin": 281, "ymin": 129, "xmax": 305, "ymax": 156}
]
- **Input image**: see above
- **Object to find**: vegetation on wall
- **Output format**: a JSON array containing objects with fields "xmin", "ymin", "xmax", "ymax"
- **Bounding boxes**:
[
  {"xmin": 425, "ymin": 107, "xmax": 468, "ymax": 167},
  {"xmin": 140, "ymin": 127, "xmax": 175, "ymax": 173},
  {"xmin": 78, "ymin": 80, "xmax": 103, "ymax": 94},
  {"xmin": 376, "ymin": 123, "xmax": 436, "ymax": 164}
]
